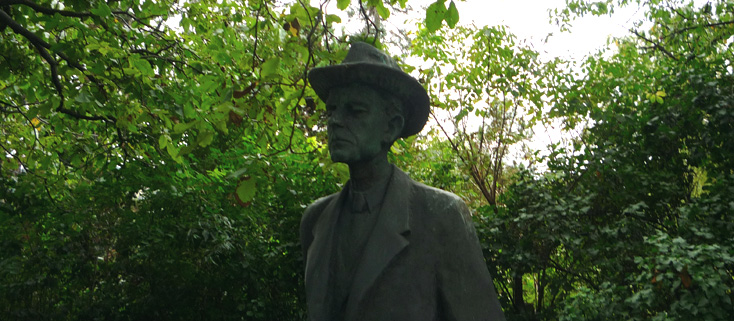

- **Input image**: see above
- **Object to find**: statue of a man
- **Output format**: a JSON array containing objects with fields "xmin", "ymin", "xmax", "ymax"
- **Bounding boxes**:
[{"xmin": 300, "ymin": 42, "xmax": 505, "ymax": 321}]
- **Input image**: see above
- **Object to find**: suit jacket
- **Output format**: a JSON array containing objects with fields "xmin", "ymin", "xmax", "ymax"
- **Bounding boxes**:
[{"xmin": 300, "ymin": 167, "xmax": 505, "ymax": 321}]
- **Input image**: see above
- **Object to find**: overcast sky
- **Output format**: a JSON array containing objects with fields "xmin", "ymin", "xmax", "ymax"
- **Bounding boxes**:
[
  {"xmin": 453, "ymin": 0, "xmax": 645, "ymax": 60},
  {"xmin": 325, "ymin": 0, "xmax": 646, "ymax": 61},
  {"xmin": 389, "ymin": 0, "xmax": 647, "ymax": 162}
]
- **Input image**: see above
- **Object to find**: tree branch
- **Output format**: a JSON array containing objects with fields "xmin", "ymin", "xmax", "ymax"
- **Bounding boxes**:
[
  {"xmin": 251, "ymin": 1, "xmax": 265, "ymax": 70},
  {"xmin": 0, "ymin": 100, "xmax": 23, "ymax": 113},
  {"xmin": 1, "ymin": 9, "xmax": 65, "ymax": 99},
  {"xmin": 632, "ymin": 30, "xmax": 678, "ymax": 60},
  {"xmin": 1, "ymin": 0, "xmax": 93, "ymax": 18},
  {"xmin": 115, "ymin": 10, "xmax": 167, "ymax": 35},
  {"xmin": 0, "ymin": 8, "xmax": 99, "ymax": 83},
  {"xmin": 548, "ymin": 258, "xmax": 599, "ymax": 291},
  {"xmin": 358, "ymin": 0, "xmax": 381, "ymax": 42},
  {"xmin": 674, "ymin": 19, "xmax": 734, "ymax": 34},
  {"xmin": 266, "ymin": 0, "xmax": 321, "ymax": 157},
  {"xmin": 1, "ymin": 8, "xmax": 114, "ymax": 122}
]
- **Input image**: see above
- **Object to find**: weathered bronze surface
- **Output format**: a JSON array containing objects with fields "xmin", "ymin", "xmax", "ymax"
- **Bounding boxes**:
[{"xmin": 301, "ymin": 42, "xmax": 506, "ymax": 321}]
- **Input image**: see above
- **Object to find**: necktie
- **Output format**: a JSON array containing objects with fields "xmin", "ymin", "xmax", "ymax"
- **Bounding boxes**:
[{"xmin": 350, "ymin": 191, "xmax": 368, "ymax": 213}]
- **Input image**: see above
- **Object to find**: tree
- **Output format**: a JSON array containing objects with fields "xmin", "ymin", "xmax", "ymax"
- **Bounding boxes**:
[
  {"xmin": 1, "ymin": 0, "xmax": 466, "ymax": 319},
  {"xmin": 8, "ymin": 0, "xmax": 731, "ymax": 319},
  {"xmin": 412, "ymin": 24, "xmax": 551, "ymax": 207},
  {"xmin": 411, "ymin": 23, "xmax": 573, "ymax": 317},
  {"xmin": 483, "ymin": 1, "xmax": 734, "ymax": 320},
  {"xmin": 0, "ymin": 0, "xmax": 343, "ymax": 319}
]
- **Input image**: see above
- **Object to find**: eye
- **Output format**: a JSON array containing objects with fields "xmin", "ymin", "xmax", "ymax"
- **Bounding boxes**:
[
  {"xmin": 350, "ymin": 103, "xmax": 368, "ymax": 114},
  {"xmin": 325, "ymin": 104, "xmax": 335, "ymax": 117}
]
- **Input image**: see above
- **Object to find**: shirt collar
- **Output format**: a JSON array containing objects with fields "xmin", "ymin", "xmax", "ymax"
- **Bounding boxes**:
[{"xmin": 348, "ymin": 165, "xmax": 394, "ymax": 213}]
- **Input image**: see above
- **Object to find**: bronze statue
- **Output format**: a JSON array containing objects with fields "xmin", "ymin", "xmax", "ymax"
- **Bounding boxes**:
[{"xmin": 300, "ymin": 42, "xmax": 505, "ymax": 321}]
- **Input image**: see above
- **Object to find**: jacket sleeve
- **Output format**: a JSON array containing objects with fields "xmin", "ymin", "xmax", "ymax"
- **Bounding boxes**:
[
  {"xmin": 300, "ymin": 203, "xmax": 318, "ymax": 264},
  {"xmin": 300, "ymin": 196, "xmax": 329, "ymax": 264},
  {"xmin": 437, "ymin": 198, "xmax": 506, "ymax": 321}
]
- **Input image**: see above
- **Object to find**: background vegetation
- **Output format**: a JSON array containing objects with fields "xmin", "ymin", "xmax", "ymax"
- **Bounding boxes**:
[{"xmin": 1, "ymin": 0, "xmax": 732, "ymax": 320}]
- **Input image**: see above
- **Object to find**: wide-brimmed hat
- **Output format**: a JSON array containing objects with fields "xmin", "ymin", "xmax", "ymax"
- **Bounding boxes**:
[{"xmin": 308, "ymin": 42, "xmax": 430, "ymax": 138}]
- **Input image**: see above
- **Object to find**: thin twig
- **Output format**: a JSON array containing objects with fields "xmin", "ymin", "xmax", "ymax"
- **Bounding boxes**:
[
  {"xmin": 358, "ymin": 0, "xmax": 381, "ymax": 42},
  {"xmin": 0, "ymin": 9, "xmax": 114, "ymax": 122},
  {"xmin": 632, "ymin": 29, "xmax": 678, "ymax": 60},
  {"xmin": 251, "ymin": 1, "xmax": 265, "ymax": 70},
  {"xmin": 1, "ymin": 0, "xmax": 93, "ymax": 18},
  {"xmin": 267, "ymin": 0, "xmax": 322, "ymax": 156}
]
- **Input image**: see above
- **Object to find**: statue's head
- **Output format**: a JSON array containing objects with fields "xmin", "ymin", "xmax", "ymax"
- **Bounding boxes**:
[{"xmin": 308, "ymin": 42, "xmax": 429, "ymax": 164}]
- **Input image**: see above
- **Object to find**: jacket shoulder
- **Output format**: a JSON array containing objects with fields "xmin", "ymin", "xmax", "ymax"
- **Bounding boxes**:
[
  {"xmin": 410, "ymin": 180, "xmax": 467, "ymax": 211},
  {"xmin": 405, "ymin": 179, "xmax": 475, "ymax": 236},
  {"xmin": 300, "ymin": 192, "xmax": 339, "ymax": 260},
  {"xmin": 300, "ymin": 192, "xmax": 339, "ymax": 240},
  {"xmin": 302, "ymin": 193, "xmax": 338, "ymax": 223}
]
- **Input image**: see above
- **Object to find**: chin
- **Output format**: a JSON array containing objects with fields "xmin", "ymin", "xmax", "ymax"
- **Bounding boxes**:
[{"xmin": 329, "ymin": 151, "xmax": 352, "ymax": 164}]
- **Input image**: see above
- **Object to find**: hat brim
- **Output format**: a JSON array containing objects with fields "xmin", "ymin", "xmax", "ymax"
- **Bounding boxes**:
[{"xmin": 308, "ymin": 62, "xmax": 430, "ymax": 138}]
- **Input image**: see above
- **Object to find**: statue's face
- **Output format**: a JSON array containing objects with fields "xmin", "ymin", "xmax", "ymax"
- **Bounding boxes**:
[{"xmin": 325, "ymin": 84, "xmax": 391, "ymax": 165}]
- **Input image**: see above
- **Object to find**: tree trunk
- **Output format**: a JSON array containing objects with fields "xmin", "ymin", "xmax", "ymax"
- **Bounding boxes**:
[{"xmin": 513, "ymin": 274, "xmax": 525, "ymax": 313}]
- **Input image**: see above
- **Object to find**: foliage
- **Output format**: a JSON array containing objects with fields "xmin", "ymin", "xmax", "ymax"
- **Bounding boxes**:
[
  {"xmin": 0, "ymin": 0, "xmax": 377, "ymax": 319},
  {"xmin": 1, "ymin": 0, "xmax": 474, "ymax": 318},
  {"xmin": 475, "ymin": 1, "xmax": 734, "ymax": 320},
  {"xmin": 425, "ymin": 0, "xmax": 459, "ymax": 31},
  {"xmin": 412, "ymin": 23, "xmax": 554, "ymax": 207},
  {"xmin": 3, "ymin": 0, "xmax": 734, "ymax": 320}
]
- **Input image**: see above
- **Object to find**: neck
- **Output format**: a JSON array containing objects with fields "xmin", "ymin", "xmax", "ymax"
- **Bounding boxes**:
[{"xmin": 347, "ymin": 151, "xmax": 391, "ymax": 192}]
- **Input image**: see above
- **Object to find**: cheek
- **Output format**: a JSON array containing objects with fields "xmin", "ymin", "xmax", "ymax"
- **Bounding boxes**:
[{"xmin": 376, "ymin": 120, "xmax": 391, "ymax": 140}]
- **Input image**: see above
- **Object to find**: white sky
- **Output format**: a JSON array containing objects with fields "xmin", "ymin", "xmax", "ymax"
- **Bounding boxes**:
[
  {"xmin": 454, "ymin": 0, "xmax": 645, "ymax": 61},
  {"xmin": 325, "ymin": 0, "xmax": 646, "ymax": 61},
  {"xmin": 450, "ymin": 0, "xmax": 644, "ymax": 159},
  {"xmin": 388, "ymin": 0, "xmax": 646, "ymax": 166}
]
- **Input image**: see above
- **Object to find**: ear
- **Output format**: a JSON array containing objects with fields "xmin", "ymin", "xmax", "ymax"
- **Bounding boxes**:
[{"xmin": 383, "ymin": 114, "xmax": 404, "ymax": 146}]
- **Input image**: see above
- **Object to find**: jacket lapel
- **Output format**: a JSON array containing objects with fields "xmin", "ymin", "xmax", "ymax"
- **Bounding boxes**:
[
  {"xmin": 305, "ymin": 189, "xmax": 347, "ymax": 321},
  {"xmin": 345, "ymin": 167, "xmax": 412, "ymax": 319}
]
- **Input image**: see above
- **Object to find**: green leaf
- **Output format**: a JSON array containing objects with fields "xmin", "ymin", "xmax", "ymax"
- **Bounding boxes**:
[
  {"xmin": 166, "ymin": 143, "xmax": 178, "ymax": 159},
  {"xmin": 236, "ymin": 178, "xmax": 257, "ymax": 204},
  {"xmin": 326, "ymin": 14, "xmax": 342, "ymax": 24},
  {"xmin": 132, "ymin": 58, "xmax": 154, "ymax": 77},
  {"xmin": 91, "ymin": 2, "xmax": 112, "ymax": 17},
  {"xmin": 173, "ymin": 120, "xmax": 199, "ymax": 134},
  {"xmin": 228, "ymin": 167, "xmax": 248, "ymax": 179},
  {"xmin": 158, "ymin": 135, "xmax": 168, "ymax": 149},
  {"xmin": 197, "ymin": 131, "xmax": 215, "ymax": 147},
  {"xmin": 375, "ymin": 2, "xmax": 390, "ymax": 19},
  {"xmin": 220, "ymin": 87, "xmax": 233, "ymax": 104},
  {"xmin": 426, "ymin": 0, "xmax": 447, "ymax": 32},
  {"xmin": 123, "ymin": 67, "xmax": 140, "ymax": 76},
  {"xmin": 261, "ymin": 57, "xmax": 281, "ymax": 79},
  {"xmin": 74, "ymin": 92, "xmax": 92, "ymax": 103},
  {"xmin": 445, "ymin": 1, "xmax": 459, "ymax": 28},
  {"xmin": 178, "ymin": 144, "xmax": 196, "ymax": 156},
  {"xmin": 183, "ymin": 102, "xmax": 196, "ymax": 118},
  {"xmin": 214, "ymin": 118, "xmax": 229, "ymax": 135},
  {"xmin": 337, "ymin": 0, "xmax": 350, "ymax": 10}
]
